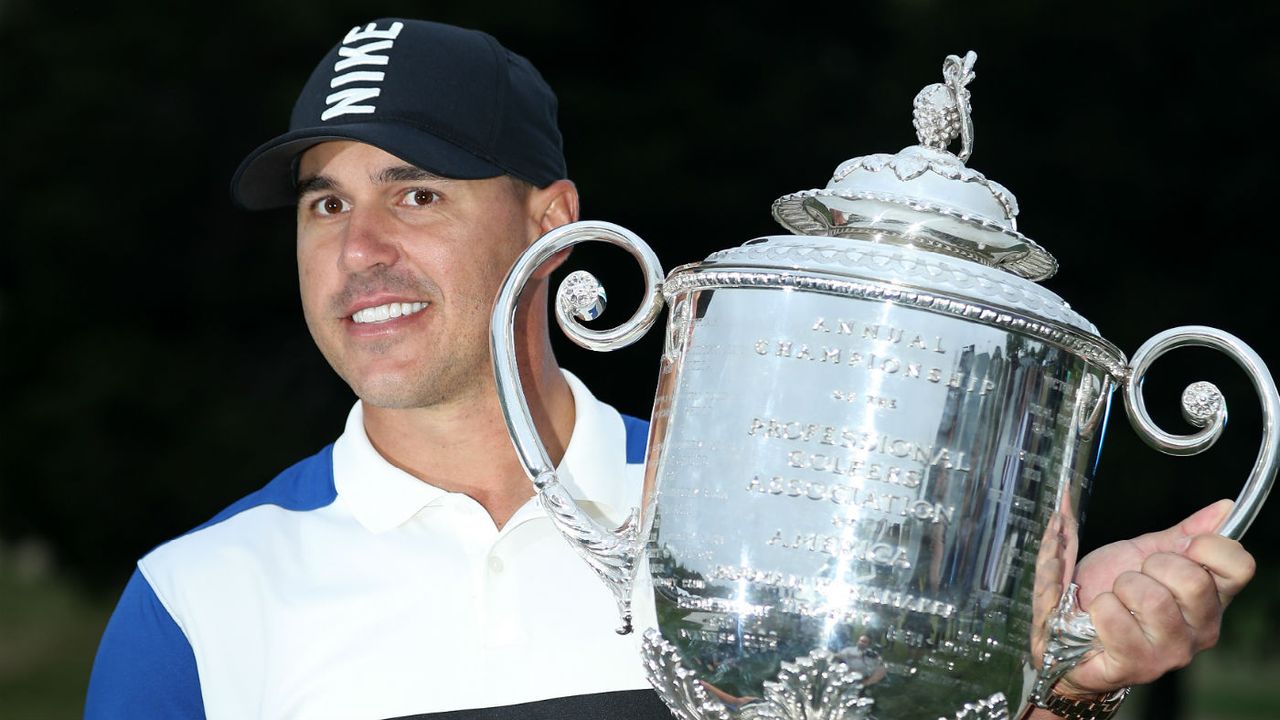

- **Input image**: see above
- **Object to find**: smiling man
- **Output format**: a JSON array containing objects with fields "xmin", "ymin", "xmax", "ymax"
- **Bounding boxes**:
[
  {"xmin": 85, "ymin": 18, "xmax": 1256, "ymax": 720},
  {"xmin": 85, "ymin": 19, "xmax": 664, "ymax": 719}
]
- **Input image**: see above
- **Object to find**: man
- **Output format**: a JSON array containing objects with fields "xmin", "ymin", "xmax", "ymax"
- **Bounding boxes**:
[
  {"xmin": 85, "ymin": 18, "xmax": 1256, "ymax": 720},
  {"xmin": 836, "ymin": 634, "xmax": 887, "ymax": 688}
]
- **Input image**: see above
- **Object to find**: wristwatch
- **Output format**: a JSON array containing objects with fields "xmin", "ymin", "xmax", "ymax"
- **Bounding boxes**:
[{"xmin": 1036, "ymin": 686, "xmax": 1131, "ymax": 720}]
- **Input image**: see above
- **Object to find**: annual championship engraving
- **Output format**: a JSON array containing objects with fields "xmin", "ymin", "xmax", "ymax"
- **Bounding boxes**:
[{"xmin": 491, "ymin": 51, "xmax": 1277, "ymax": 720}]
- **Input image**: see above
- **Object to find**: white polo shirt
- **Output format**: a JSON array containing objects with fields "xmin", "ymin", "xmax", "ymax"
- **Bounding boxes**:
[{"xmin": 86, "ymin": 372, "xmax": 657, "ymax": 719}]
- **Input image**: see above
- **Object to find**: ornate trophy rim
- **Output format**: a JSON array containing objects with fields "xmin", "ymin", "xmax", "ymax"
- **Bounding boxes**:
[
  {"xmin": 663, "ymin": 266, "xmax": 1128, "ymax": 381},
  {"xmin": 698, "ymin": 236, "xmax": 1086, "ymax": 333},
  {"xmin": 771, "ymin": 188, "xmax": 1057, "ymax": 281}
]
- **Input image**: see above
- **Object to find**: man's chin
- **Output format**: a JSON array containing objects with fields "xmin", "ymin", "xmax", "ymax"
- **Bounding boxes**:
[
  {"xmin": 348, "ymin": 372, "xmax": 474, "ymax": 411},
  {"xmin": 350, "ymin": 377, "xmax": 431, "ymax": 410}
]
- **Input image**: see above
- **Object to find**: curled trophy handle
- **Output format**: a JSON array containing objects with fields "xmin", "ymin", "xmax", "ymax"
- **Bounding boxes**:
[
  {"xmin": 1122, "ymin": 326, "xmax": 1279, "ymax": 539},
  {"xmin": 489, "ymin": 220, "xmax": 665, "ymax": 634},
  {"xmin": 1033, "ymin": 325, "xmax": 1279, "ymax": 707}
]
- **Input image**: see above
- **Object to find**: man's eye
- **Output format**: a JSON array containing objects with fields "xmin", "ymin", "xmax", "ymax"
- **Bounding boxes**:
[
  {"xmin": 402, "ymin": 189, "xmax": 440, "ymax": 207},
  {"xmin": 312, "ymin": 196, "xmax": 349, "ymax": 216}
]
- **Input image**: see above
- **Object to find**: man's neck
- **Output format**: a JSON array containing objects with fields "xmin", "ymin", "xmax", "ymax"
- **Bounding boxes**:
[{"xmin": 359, "ymin": 363, "xmax": 575, "ymax": 530}]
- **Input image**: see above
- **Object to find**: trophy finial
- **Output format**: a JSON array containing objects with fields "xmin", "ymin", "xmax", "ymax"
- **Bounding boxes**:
[
  {"xmin": 913, "ymin": 51, "xmax": 977, "ymax": 161},
  {"xmin": 772, "ymin": 49, "xmax": 1058, "ymax": 282}
]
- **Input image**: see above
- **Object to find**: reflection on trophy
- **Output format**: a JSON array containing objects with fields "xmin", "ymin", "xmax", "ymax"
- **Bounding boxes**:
[{"xmin": 490, "ymin": 51, "xmax": 1277, "ymax": 719}]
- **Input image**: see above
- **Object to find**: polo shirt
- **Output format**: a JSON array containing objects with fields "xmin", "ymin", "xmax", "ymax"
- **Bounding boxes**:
[{"xmin": 85, "ymin": 372, "xmax": 664, "ymax": 719}]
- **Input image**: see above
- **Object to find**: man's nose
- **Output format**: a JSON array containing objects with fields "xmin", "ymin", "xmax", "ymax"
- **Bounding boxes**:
[{"xmin": 339, "ymin": 207, "xmax": 401, "ymax": 271}]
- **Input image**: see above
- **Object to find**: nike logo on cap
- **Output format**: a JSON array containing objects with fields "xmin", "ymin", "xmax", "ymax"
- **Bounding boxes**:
[{"xmin": 322, "ymin": 21, "xmax": 404, "ymax": 121}]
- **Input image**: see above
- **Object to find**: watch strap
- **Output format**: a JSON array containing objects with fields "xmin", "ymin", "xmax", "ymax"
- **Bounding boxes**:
[{"xmin": 1036, "ymin": 686, "xmax": 1130, "ymax": 720}]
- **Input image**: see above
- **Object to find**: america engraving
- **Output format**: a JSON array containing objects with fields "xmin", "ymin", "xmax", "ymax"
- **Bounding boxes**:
[{"xmin": 765, "ymin": 529, "xmax": 914, "ymax": 568}]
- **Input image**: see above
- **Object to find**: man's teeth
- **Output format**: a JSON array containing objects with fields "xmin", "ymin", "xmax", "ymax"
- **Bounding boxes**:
[{"xmin": 352, "ymin": 302, "xmax": 429, "ymax": 324}]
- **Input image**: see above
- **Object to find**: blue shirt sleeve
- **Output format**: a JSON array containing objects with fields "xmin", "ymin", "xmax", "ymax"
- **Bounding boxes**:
[
  {"xmin": 621, "ymin": 413, "xmax": 649, "ymax": 465},
  {"xmin": 85, "ymin": 568, "xmax": 205, "ymax": 719}
]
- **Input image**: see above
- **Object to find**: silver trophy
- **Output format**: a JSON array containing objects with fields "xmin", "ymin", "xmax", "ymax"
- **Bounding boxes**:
[{"xmin": 490, "ymin": 52, "xmax": 1277, "ymax": 719}]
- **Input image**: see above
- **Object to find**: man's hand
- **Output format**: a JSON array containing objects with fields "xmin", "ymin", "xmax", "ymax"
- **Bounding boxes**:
[{"xmin": 1056, "ymin": 499, "xmax": 1256, "ymax": 696}]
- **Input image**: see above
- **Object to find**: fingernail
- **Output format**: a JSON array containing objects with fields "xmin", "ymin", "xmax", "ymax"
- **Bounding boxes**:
[{"xmin": 1177, "ymin": 536, "xmax": 1193, "ymax": 553}]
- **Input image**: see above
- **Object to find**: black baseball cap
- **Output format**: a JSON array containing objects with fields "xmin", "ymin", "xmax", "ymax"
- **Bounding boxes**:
[{"xmin": 231, "ymin": 19, "xmax": 566, "ymax": 210}]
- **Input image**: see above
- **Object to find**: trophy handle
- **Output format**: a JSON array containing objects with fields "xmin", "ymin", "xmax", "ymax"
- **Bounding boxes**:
[
  {"xmin": 1122, "ymin": 326, "xmax": 1279, "ymax": 538},
  {"xmin": 490, "ymin": 220, "xmax": 665, "ymax": 635},
  {"xmin": 1032, "ymin": 325, "xmax": 1279, "ymax": 705}
]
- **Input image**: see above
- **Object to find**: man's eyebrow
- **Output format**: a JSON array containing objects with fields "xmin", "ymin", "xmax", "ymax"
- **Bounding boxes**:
[
  {"xmin": 375, "ymin": 165, "xmax": 451, "ymax": 185},
  {"xmin": 294, "ymin": 166, "xmax": 449, "ymax": 200},
  {"xmin": 296, "ymin": 175, "xmax": 335, "ymax": 198}
]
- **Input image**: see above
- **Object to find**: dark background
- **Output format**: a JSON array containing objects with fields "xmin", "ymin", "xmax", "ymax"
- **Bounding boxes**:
[{"xmin": 2, "ymin": 1, "xmax": 1277, "ymax": 716}]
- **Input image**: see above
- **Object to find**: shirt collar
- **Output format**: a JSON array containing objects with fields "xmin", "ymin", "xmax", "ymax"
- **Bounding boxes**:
[{"xmin": 333, "ymin": 370, "xmax": 632, "ymax": 533}]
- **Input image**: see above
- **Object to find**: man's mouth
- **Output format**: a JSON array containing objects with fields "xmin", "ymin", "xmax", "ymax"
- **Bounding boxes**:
[{"xmin": 351, "ymin": 301, "xmax": 429, "ymax": 324}]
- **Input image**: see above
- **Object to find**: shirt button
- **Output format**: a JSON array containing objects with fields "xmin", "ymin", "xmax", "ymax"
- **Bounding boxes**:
[{"xmin": 487, "ymin": 555, "xmax": 504, "ymax": 573}]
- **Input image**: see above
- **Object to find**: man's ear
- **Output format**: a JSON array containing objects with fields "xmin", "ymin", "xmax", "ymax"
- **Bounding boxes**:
[
  {"xmin": 532, "ymin": 179, "xmax": 579, "ymax": 235},
  {"xmin": 525, "ymin": 179, "xmax": 579, "ymax": 279}
]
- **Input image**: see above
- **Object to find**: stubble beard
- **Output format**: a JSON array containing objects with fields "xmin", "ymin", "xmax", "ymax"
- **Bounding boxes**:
[
  {"xmin": 311, "ymin": 266, "xmax": 493, "ymax": 410},
  {"xmin": 349, "ymin": 332, "xmax": 492, "ymax": 410}
]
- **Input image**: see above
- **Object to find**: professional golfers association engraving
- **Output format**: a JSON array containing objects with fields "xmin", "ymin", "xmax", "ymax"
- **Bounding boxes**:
[{"xmin": 490, "ymin": 52, "xmax": 1279, "ymax": 719}]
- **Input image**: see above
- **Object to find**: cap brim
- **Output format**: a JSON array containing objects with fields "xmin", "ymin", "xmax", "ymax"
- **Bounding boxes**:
[{"xmin": 230, "ymin": 121, "xmax": 507, "ymax": 210}]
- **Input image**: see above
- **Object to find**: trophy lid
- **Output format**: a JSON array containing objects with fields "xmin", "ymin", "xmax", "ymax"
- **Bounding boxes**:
[{"xmin": 771, "ymin": 51, "xmax": 1058, "ymax": 281}]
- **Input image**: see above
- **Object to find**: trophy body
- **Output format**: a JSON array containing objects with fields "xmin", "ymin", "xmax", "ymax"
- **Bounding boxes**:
[
  {"xmin": 489, "ymin": 53, "xmax": 1277, "ymax": 720},
  {"xmin": 643, "ymin": 243, "xmax": 1117, "ymax": 718}
]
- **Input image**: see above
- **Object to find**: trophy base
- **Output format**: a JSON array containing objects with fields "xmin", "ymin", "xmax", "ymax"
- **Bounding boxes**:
[{"xmin": 642, "ymin": 630, "xmax": 1009, "ymax": 720}]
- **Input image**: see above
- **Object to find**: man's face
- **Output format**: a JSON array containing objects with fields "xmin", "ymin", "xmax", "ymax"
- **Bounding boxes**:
[{"xmin": 295, "ymin": 141, "xmax": 537, "ymax": 409}]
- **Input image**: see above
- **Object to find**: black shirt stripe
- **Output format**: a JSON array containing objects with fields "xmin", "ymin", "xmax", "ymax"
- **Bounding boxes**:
[{"xmin": 386, "ymin": 689, "xmax": 672, "ymax": 719}]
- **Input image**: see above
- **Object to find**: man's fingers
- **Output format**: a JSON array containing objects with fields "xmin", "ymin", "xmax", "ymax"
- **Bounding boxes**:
[
  {"xmin": 1181, "ymin": 534, "xmax": 1256, "ymax": 605},
  {"xmin": 1113, "ymin": 571, "xmax": 1192, "ymax": 651},
  {"xmin": 1177, "ymin": 498, "xmax": 1236, "ymax": 536},
  {"xmin": 1132, "ymin": 499, "xmax": 1234, "ymax": 555},
  {"xmin": 1083, "ymin": 572, "xmax": 1196, "ymax": 687},
  {"xmin": 1076, "ymin": 589, "xmax": 1161, "ymax": 689},
  {"xmin": 1140, "ymin": 552, "xmax": 1222, "ymax": 636}
]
